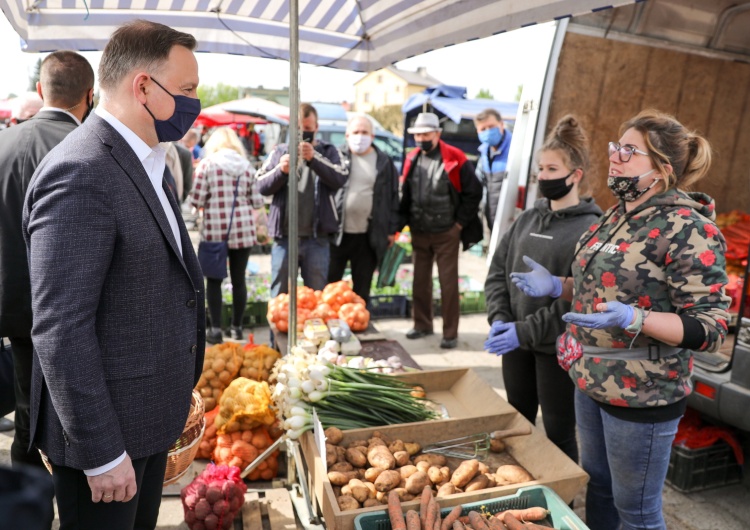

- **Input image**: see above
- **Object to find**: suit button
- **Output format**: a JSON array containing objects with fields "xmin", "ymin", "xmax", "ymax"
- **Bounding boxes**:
[
  {"xmin": 186, "ymin": 299, "xmax": 196, "ymax": 308},
  {"xmin": 191, "ymin": 345, "xmax": 197, "ymax": 354}
]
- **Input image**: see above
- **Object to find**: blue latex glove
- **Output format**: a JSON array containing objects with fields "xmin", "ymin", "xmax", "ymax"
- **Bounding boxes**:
[
  {"xmin": 562, "ymin": 301, "xmax": 635, "ymax": 329},
  {"xmin": 488, "ymin": 320, "xmax": 506, "ymax": 339},
  {"xmin": 509, "ymin": 256, "xmax": 562, "ymax": 298},
  {"xmin": 484, "ymin": 322, "xmax": 520, "ymax": 356}
]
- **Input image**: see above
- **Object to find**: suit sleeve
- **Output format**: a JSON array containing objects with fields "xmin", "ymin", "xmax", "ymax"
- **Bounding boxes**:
[
  {"xmin": 255, "ymin": 146, "xmax": 289, "ymax": 196},
  {"xmin": 25, "ymin": 158, "xmax": 126, "ymax": 468},
  {"xmin": 456, "ymin": 160, "xmax": 482, "ymax": 228},
  {"xmin": 308, "ymin": 145, "xmax": 348, "ymax": 190}
]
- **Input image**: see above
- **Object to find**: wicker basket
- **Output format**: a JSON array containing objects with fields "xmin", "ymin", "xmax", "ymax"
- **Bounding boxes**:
[{"xmin": 164, "ymin": 389, "xmax": 206, "ymax": 486}]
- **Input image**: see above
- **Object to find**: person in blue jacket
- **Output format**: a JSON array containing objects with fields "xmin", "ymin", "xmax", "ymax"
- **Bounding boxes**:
[{"xmin": 474, "ymin": 108, "xmax": 513, "ymax": 230}]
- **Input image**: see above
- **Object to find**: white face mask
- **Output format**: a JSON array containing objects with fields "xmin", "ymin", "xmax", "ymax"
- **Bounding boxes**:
[{"xmin": 347, "ymin": 133, "xmax": 373, "ymax": 154}]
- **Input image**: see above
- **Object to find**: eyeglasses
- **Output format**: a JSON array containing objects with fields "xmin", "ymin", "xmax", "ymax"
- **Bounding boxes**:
[{"xmin": 608, "ymin": 142, "xmax": 649, "ymax": 163}]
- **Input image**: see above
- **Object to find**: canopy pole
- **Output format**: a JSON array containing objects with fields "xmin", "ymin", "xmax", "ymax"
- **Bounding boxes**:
[{"xmin": 287, "ymin": 0, "xmax": 300, "ymax": 353}]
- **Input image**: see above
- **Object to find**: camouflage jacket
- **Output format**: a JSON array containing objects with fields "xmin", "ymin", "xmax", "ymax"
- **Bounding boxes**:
[{"xmin": 565, "ymin": 189, "xmax": 730, "ymax": 408}]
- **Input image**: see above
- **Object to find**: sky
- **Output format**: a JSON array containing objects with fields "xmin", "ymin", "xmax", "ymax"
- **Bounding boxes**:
[{"xmin": 0, "ymin": 14, "xmax": 555, "ymax": 105}]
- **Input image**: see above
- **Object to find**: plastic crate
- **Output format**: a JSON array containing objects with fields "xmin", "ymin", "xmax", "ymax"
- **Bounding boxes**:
[
  {"xmin": 210, "ymin": 300, "xmax": 269, "ymax": 329},
  {"xmin": 367, "ymin": 295, "xmax": 408, "ymax": 319},
  {"xmin": 460, "ymin": 291, "xmax": 486, "ymax": 314},
  {"xmin": 353, "ymin": 485, "xmax": 588, "ymax": 530},
  {"xmin": 666, "ymin": 441, "xmax": 742, "ymax": 492}
]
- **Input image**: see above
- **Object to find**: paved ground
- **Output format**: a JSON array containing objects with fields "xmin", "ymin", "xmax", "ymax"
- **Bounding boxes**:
[{"xmin": 2, "ymin": 250, "xmax": 748, "ymax": 528}]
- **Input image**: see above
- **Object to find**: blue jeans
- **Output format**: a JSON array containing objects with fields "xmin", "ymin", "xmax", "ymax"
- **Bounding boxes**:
[
  {"xmin": 270, "ymin": 237, "xmax": 330, "ymax": 297},
  {"xmin": 575, "ymin": 390, "xmax": 680, "ymax": 530}
]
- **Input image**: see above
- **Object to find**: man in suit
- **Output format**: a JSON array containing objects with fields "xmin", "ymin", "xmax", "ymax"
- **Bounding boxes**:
[
  {"xmin": 23, "ymin": 20, "xmax": 205, "ymax": 528},
  {"xmin": 0, "ymin": 50, "xmax": 95, "ymax": 471}
]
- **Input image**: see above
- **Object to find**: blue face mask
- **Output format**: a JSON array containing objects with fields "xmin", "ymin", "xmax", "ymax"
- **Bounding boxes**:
[
  {"xmin": 478, "ymin": 126, "xmax": 502, "ymax": 147},
  {"xmin": 144, "ymin": 77, "xmax": 201, "ymax": 142}
]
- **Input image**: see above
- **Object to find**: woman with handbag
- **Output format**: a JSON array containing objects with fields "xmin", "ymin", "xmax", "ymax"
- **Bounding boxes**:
[{"xmin": 190, "ymin": 127, "xmax": 264, "ymax": 343}]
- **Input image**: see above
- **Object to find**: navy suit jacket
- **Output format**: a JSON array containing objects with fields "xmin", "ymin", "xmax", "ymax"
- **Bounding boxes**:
[{"xmin": 22, "ymin": 113, "xmax": 206, "ymax": 469}]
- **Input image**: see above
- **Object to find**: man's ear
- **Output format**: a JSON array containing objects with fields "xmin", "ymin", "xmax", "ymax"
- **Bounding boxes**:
[
  {"xmin": 36, "ymin": 81, "xmax": 43, "ymax": 101},
  {"xmin": 133, "ymin": 73, "xmax": 151, "ymax": 104}
]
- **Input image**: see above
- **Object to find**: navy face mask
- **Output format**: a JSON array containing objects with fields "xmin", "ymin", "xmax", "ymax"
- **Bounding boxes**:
[{"xmin": 144, "ymin": 77, "xmax": 201, "ymax": 142}]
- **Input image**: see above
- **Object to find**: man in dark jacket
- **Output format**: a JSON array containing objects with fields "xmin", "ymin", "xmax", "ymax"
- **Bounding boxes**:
[
  {"xmin": 399, "ymin": 113, "xmax": 483, "ymax": 349},
  {"xmin": 0, "ymin": 50, "xmax": 95, "ymax": 470},
  {"xmin": 257, "ymin": 103, "xmax": 348, "ymax": 296},
  {"xmin": 328, "ymin": 115, "xmax": 400, "ymax": 304}
]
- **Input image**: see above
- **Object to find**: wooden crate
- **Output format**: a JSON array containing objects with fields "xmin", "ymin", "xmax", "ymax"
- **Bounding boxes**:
[
  {"xmin": 300, "ymin": 412, "xmax": 589, "ymax": 530},
  {"xmin": 241, "ymin": 488, "xmax": 300, "ymax": 530}
]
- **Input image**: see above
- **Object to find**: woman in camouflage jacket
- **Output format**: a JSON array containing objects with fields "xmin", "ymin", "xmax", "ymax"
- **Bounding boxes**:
[{"xmin": 511, "ymin": 110, "xmax": 730, "ymax": 530}]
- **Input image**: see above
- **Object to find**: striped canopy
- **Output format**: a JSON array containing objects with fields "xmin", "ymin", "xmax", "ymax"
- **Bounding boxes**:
[{"xmin": 2, "ymin": 0, "xmax": 639, "ymax": 72}]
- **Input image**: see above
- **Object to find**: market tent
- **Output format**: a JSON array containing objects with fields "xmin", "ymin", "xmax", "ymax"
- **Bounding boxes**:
[
  {"xmin": 194, "ymin": 104, "xmax": 265, "ymax": 128},
  {"xmin": 1, "ymin": 0, "xmax": 640, "ymax": 72},
  {"xmin": 194, "ymin": 97, "xmax": 290, "ymax": 128}
]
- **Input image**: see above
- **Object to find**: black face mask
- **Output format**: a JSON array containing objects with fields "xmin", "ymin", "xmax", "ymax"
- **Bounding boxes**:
[
  {"xmin": 301, "ymin": 130, "xmax": 315, "ymax": 143},
  {"xmin": 418, "ymin": 140, "xmax": 435, "ymax": 152},
  {"xmin": 538, "ymin": 170, "xmax": 575, "ymax": 201},
  {"xmin": 82, "ymin": 98, "xmax": 94, "ymax": 122}
]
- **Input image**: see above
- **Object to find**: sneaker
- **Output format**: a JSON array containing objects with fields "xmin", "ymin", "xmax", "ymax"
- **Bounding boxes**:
[
  {"xmin": 406, "ymin": 328, "xmax": 434, "ymax": 340},
  {"xmin": 230, "ymin": 326, "xmax": 243, "ymax": 340},
  {"xmin": 206, "ymin": 328, "xmax": 223, "ymax": 345},
  {"xmin": 440, "ymin": 337, "xmax": 458, "ymax": 349}
]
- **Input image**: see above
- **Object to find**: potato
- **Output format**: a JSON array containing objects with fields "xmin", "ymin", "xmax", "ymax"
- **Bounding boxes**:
[
  {"xmin": 328, "ymin": 470, "xmax": 358, "ymax": 486},
  {"xmin": 405, "ymin": 471, "xmax": 430, "ymax": 495},
  {"xmin": 477, "ymin": 462, "xmax": 490, "ymax": 475},
  {"xmin": 355, "ymin": 468, "xmax": 367, "ymax": 480},
  {"xmin": 354, "ymin": 445, "xmax": 369, "ymax": 456},
  {"xmin": 325, "ymin": 427, "xmax": 343, "ymax": 446},
  {"xmin": 390, "ymin": 487, "xmax": 415, "ymax": 502},
  {"xmin": 374, "ymin": 470, "xmax": 401, "ymax": 492},
  {"xmin": 364, "ymin": 481, "xmax": 377, "ymax": 498},
  {"xmin": 365, "ymin": 467, "xmax": 384, "ymax": 482},
  {"xmin": 367, "ymin": 445, "xmax": 396, "ymax": 470},
  {"xmin": 337, "ymin": 495, "xmax": 360, "ymax": 512},
  {"xmin": 399, "ymin": 465, "xmax": 418, "ymax": 479},
  {"xmin": 393, "ymin": 450, "xmax": 410, "ymax": 467},
  {"xmin": 464, "ymin": 473, "xmax": 489, "ymax": 492},
  {"xmin": 436, "ymin": 482, "xmax": 456, "ymax": 497},
  {"xmin": 345, "ymin": 447, "xmax": 368, "ymax": 468},
  {"xmin": 341, "ymin": 484, "xmax": 352, "ymax": 496},
  {"xmin": 332, "ymin": 486, "xmax": 342, "ymax": 498},
  {"xmin": 484, "ymin": 473, "xmax": 497, "ymax": 488},
  {"xmin": 348, "ymin": 479, "xmax": 370, "ymax": 503},
  {"xmin": 335, "ymin": 445, "xmax": 347, "ymax": 463},
  {"xmin": 329, "ymin": 462, "xmax": 353, "ymax": 473},
  {"xmin": 415, "ymin": 461, "xmax": 430, "ymax": 473},
  {"xmin": 495, "ymin": 465, "xmax": 533, "ymax": 485},
  {"xmin": 371, "ymin": 431, "xmax": 391, "ymax": 443},
  {"xmin": 404, "ymin": 442, "xmax": 421, "ymax": 456},
  {"xmin": 363, "ymin": 498, "xmax": 382, "ymax": 508},
  {"xmin": 367, "ymin": 437, "xmax": 387, "ymax": 448},
  {"xmin": 325, "ymin": 444, "xmax": 338, "ymax": 468},
  {"xmin": 388, "ymin": 440, "xmax": 406, "ymax": 454},
  {"xmin": 428, "ymin": 465, "xmax": 448, "ymax": 485},
  {"xmin": 490, "ymin": 438, "xmax": 506, "ymax": 453},
  {"xmin": 450, "ymin": 459, "xmax": 480, "ymax": 488},
  {"xmin": 414, "ymin": 454, "xmax": 446, "ymax": 467},
  {"xmin": 348, "ymin": 439, "xmax": 368, "ymax": 449}
]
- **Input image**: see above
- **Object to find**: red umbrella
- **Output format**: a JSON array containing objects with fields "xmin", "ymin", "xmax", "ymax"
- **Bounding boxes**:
[{"xmin": 194, "ymin": 104, "xmax": 266, "ymax": 128}]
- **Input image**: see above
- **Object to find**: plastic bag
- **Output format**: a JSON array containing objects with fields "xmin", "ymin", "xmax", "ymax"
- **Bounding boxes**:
[{"xmin": 180, "ymin": 463, "xmax": 247, "ymax": 529}]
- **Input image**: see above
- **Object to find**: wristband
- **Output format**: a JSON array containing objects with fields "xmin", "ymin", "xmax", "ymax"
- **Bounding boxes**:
[{"xmin": 624, "ymin": 307, "xmax": 644, "ymax": 333}]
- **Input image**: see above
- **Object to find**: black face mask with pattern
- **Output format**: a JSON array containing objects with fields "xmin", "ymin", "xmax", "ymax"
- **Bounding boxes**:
[{"xmin": 607, "ymin": 169, "xmax": 660, "ymax": 202}]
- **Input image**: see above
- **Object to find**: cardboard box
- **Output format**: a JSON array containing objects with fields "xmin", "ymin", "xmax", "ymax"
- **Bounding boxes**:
[{"xmin": 300, "ymin": 371, "xmax": 588, "ymax": 530}]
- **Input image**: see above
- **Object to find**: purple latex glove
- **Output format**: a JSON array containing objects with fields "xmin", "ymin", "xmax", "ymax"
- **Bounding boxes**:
[
  {"xmin": 562, "ymin": 301, "xmax": 635, "ymax": 329},
  {"xmin": 510, "ymin": 256, "xmax": 562, "ymax": 298},
  {"xmin": 484, "ymin": 322, "xmax": 520, "ymax": 356},
  {"xmin": 488, "ymin": 320, "xmax": 506, "ymax": 339}
]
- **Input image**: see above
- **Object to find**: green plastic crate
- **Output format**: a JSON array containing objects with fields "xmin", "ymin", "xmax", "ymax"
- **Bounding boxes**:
[
  {"xmin": 353, "ymin": 485, "xmax": 588, "ymax": 530},
  {"xmin": 460, "ymin": 291, "xmax": 486, "ymax": 314},
  {"xmin": 212, "ymin": 300, "xmax": 268, "ymax": 329}
]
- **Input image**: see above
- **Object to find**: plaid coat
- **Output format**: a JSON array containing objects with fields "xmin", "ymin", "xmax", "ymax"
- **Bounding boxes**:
[{"xmin": 190, "ymin": 149, "xmax": 264, "ymax": 249}]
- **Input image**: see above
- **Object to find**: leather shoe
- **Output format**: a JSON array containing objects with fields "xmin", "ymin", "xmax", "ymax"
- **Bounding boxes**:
[
  {"xmin": 440, "ymin": 338, "xmax": 458, "ymax": 349},
  {"xmin": 230, "ymin": 326, "xmax": 243, "ymax": 340},
  {"xmin": 406, "ymin": 328, "xmax": 434, "ymax": 340},
  {"xmin": 0, "ymin": 417, "xmax": 14, "ymax": 432},
  {"xmin": 206, "ymin": 328, "xmax": 223, "ymax": 345}
]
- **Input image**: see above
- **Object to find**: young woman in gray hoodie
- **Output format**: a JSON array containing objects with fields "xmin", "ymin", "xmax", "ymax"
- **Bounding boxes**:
[{"xmin": 483, "ymin": 115, "xmax": 602, "ymax": 463}]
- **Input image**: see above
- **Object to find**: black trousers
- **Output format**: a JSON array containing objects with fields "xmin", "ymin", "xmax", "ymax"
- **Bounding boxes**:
[
  {"xmin": 52, "ymin": 451, "xmax": 168, "ymax": 530},
  {"xmin": 9, "ymin": 336, "xmax": 46, "ymax": 470},
  {"xmin": 328, "ymin": 233, "xmax": 378, "ymax": 305},
  {"xmin": 502, "ymin": 348, "xmax": 579, "ymax": 463},
  {"xmin": 206, "ymin": 247, "xmax": 253, "ymax": 329}
]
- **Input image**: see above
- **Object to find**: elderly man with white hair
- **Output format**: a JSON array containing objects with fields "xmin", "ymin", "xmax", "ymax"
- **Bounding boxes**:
[
  {"xmin": 9, "ymin": 91, "xmax": 43, "ymax": 125},
  {"xmin": 328, "ymin": 114, "xmax": 400, "ymax": 304}
]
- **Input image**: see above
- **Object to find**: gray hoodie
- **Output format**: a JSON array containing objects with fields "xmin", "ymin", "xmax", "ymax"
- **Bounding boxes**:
[{"xmin": 485, "ymin": 197, "xmax": 603, "ymax": 354}]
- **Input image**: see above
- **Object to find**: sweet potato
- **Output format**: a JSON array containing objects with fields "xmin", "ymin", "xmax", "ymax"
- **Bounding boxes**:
[
  {"xmin": 404, "ymin": 442, "xmax": 421, "ymax": 456},
  {"xmin": 337, "ymin": 494, "xmax": 360, "ymax": 511},
  {"xmin": 450, "ymin": 459, "xmax": 480, "ymax": 488},
  {"xmin": 328, "ymin": 470, "xmax": 358, "ymax": 486},
  {"xmin": 414, "ymin": 454, "xmax": 446, "ymax": 467},
  {"xmin": 345, "ymin": 447, "xmax": 368, "ymax": 468},
  {"xmin": 494, "ymin": 465, "xmax": 533, "ymax": 485},
  {"xmin": 436, "ymin": 482, "xmax": 456, "ymax": 497},
  {"xmin": 405, "ymin": 471, "xmax": 430, "ymax": 495},
  {"xmin": 368, "ymin": 444, "xmax": 396, "ymax": 470},
  {"xmin": 464, "ymin": 473, "xmax": 489, "ymax": 492},
  {"xmin": 393, "ymin": 450, "xmax": 410, "ymax": 467},
  {"xmin": 329, "ymin": 461, "xmax": 353, "ymax": 473},
  {"xmin": 325, "ymin": 426, "xmax": 343, "ymax": 445},
  {"xmin": 365, "ymin": 467, "xmax": 385, "ymax": 482},
  {"xmin": 374, "ymin": 470, "xmax": 402, "ymax": 492}
]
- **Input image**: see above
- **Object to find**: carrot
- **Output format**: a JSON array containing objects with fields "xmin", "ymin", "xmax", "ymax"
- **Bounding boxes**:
[
  {"xmin": 388, "ymin": 490, "xmax": 406, "ymax": 530},
  {"xmin": 441, "ymin": 505, "xmax": 463, "ymax": 530},
  {"xmin": 423, "ymin": 496, "xmax": 438, "ymax": 530},
  {"xmin": 492, "ymin": 507, "xmax": 549, "ymax": 522},
  {"xmin": 468, "ymin": 510, "xmax": 490, "ymax": 530},
  {"xmin": 420, "ymin": 485, "xmax": 432, "ymax": 528},
  {"xmin": 406, "ymin": 509, "xmax": 421, "ymax": 530}
]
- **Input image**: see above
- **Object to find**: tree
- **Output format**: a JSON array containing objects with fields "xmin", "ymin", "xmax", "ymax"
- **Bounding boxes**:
[
  {"xmin": 369, "ymin": 105, "xmax": 404, "ymax": 135},
  {"xmin": 197, "ymin": 83, "xmax": 241, "ymax": 108},
  {"xmin": 475, "ymin": 88, "xmax": 493, "ymax": 99},
  {"xmin": 27, "ymin": 58, "xmax": 42, "ymax": 91},
  {"xmin": 515, "ymin": 84, "xmax": 523, "ymax": 102}
]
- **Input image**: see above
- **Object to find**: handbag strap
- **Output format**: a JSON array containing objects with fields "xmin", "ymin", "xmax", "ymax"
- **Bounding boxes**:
[{"xmin": 224, "ymin": 172, "xmax": 243, "ymax": 242}]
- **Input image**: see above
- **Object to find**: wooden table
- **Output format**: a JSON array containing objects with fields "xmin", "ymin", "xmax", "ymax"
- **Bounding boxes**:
[{"xmin": 271, "ymin": 323, "xmax": 421, "ymax": 370}]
